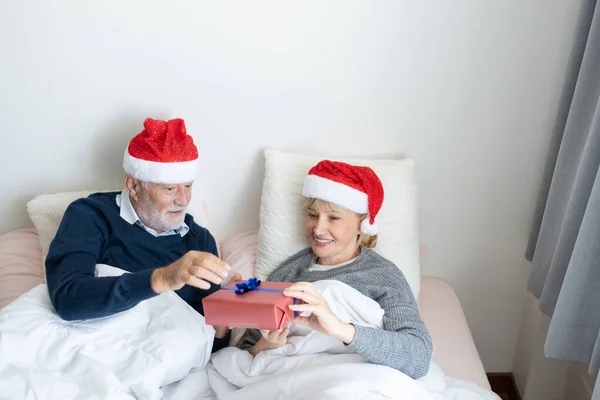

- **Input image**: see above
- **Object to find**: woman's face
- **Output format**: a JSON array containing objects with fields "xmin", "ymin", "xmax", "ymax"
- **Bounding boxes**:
[{"xmin": 305, "ymin": 200, "xmax": 362, "ymax": 266}]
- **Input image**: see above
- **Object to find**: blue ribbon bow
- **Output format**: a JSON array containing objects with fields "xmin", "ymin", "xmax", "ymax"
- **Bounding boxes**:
[
  {"xmin": 231, "ymin": 277, "xmax": 262, "ymax": 294},
  {"xmin": 222, "ymin": 277, "xmax": 299, "ymax": 317}
]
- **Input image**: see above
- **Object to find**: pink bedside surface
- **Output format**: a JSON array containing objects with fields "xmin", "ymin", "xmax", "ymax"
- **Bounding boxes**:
[
  {"xmin": 0, "ymin": 228, "xmax": 45, "ymax": 309},
  {"xmin": 418, "ymin": 276, "xmax": 490, "ymax": 390}
]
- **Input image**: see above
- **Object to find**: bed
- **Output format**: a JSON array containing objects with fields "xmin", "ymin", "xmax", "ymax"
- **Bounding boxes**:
[
  {"xmin": 0, "ymin": 227, "xmax": 491, "ymax": 394},
  {"xmin": 0, "ymin": 151, "xmax": 498, "ymax": 398}
]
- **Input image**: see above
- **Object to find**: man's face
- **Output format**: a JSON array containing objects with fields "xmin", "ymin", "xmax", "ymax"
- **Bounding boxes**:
[{"xmin": 131, "ymin": 180, "xmax": 193, "ymax": 233}]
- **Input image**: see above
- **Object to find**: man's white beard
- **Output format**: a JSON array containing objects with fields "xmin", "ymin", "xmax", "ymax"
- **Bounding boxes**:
[{"xmin": 137, "ymin": 191, "xmax": 186, "ymax": 232}]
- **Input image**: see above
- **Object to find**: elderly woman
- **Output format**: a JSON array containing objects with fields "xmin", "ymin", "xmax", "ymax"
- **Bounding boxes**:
[{"xmin": 240, "ymin": 160, "xmax": 433, "ymax": 379}]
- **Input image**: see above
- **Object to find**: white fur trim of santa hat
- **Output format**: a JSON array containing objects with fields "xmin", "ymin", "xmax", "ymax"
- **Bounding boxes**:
[
  {"xmin": 123, "ymin": 149, "xmax": 198, "ymax": 184},
  {"xmin": 303, "ymin": 175, "xmax": 368, "ymax": 214},
  {"xmin": 303, "ymin": 174, "xmax": 378, "ymax": 234}
]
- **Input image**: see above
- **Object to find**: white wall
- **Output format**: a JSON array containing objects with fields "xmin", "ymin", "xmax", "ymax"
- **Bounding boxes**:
[
  {"xmin": 512, "ymin": 265, "xmax": 594, "ymax": 400},
  {"xmin": 513, "ymin": 270, "xmax": 571, "ymax": 399},
  {"xmin": 0, "ymin": 0, "xmax": 584, "ymax": 371},
  {"xmin": 565, "ymin": 363, "xmax": 595, "ymax": 400}
]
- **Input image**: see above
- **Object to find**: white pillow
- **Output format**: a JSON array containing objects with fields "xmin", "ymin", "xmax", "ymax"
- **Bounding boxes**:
[
  {"xmin": 256, "ymin": 149, "xmax": 421, "ymax": 298},
  {"xmin": 26, "ymin": 189, "xmax": 209, "ymax": 271}
]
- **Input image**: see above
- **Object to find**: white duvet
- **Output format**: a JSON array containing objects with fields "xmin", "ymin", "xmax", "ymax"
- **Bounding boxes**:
[
  {"xmin": 209, "ymin": 280, "xmax": 500, "ymax": 400},
  {"xmin": 0, "ymin": 265, "xmax": 215, "ymax": 400},
  {"xmin": 0, "ymin": 267, "xmax": 500, "ymax": 400}
]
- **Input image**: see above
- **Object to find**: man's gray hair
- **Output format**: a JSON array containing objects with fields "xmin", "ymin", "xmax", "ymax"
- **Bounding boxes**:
[{"xmin": 138, "ymin": 180, "xmax": 149, "ymax": 191}]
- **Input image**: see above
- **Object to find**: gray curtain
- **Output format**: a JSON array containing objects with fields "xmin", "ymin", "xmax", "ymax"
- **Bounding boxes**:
[{"xmin": 526, "ymin": 0, "xmax": 600, "ymax": 397}]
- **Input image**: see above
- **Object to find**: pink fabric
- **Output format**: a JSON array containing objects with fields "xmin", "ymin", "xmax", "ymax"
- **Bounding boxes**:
[
  {"xmin": 418, "ymin": 277, "xmax": 491, "ymax": 390},
  {"xmin": 0, "ymin": 229, "xmax": 44, "ymax": 309},
  {"xmin": 219, "ymin": 230, "xmax": 258, "ymax": 283}
]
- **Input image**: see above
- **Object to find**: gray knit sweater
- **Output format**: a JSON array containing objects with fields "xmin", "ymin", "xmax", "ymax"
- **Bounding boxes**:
[{"xmin": 239, "ymin": 248, "xmax": 433, "ymax": 379}]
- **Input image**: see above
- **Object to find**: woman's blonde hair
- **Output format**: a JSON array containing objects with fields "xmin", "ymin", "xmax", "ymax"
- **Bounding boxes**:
[{"xmin": 304, "ymin": 198, "xmax": 378, "ymax": 250}]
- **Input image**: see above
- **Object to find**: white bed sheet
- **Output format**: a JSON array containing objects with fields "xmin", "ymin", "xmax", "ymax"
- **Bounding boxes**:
[{"xmin": 419, "ymin": 277, "xmax": 490, "ymax": 390}]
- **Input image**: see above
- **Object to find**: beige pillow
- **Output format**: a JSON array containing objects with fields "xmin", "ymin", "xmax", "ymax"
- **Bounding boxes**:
[
  {"xmin": 27, "ymin": 190, "xmax": 118, "ymax": 265},
  {"xmin": 256, "ymin": 149, "xmax": 421, "ymax": 298}
]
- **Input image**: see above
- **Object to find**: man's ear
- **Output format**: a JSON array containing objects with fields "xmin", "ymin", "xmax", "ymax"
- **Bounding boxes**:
[{"xmin": 124, "ymin": 175, "xmax": 140, "ymax": 201}]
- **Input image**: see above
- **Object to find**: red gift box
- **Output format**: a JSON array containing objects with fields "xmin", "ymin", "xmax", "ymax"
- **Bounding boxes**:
[{"xmin": 202, "ymin": 280, "xmax": 298, "ymax": 330}]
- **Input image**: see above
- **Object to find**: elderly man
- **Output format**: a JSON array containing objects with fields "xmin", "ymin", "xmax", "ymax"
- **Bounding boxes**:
[{"xmin": 45, "ymin": 117, "xmax": 232, "ymax": 351}]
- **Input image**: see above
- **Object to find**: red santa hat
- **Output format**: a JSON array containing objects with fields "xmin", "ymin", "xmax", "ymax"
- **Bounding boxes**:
[
  {"xmin": 123, "ymin": 118, "xmax": 199, "ymax": 184},
  {"xmin": 302, "ymin": 160, "xmax": 384, "ymax": 235}
]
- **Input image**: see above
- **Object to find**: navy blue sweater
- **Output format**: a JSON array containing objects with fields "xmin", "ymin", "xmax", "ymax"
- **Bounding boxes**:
[{"xmin": 45, "ymin": 191, "xmax": 229, "ymax": 350}]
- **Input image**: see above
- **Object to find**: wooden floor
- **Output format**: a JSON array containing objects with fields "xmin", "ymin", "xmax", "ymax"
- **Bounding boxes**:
[{"xmin": 487, "ymin": 373, "xmax": 522, "ymax": 400}]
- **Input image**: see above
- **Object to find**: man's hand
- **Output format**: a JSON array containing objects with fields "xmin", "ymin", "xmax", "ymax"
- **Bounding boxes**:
[
  {"xmin": 224, "ymin": 272, "xmax": 244, "ymax": 286},
  {"xmin": 151, "ymin": 251, "xmax": 230, "ymax": 294}
]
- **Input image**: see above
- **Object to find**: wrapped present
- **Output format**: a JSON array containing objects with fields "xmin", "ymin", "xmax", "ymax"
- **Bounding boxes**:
[{"xmin": 202, "ymin": 278, "xmax": 298, "ymax": 330}]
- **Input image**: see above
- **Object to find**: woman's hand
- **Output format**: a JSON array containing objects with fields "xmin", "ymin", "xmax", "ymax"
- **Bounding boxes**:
[
  {"xmin": 284, "ymin": 282, "xmax": 356, "ymax": 344},
  {"xmin": 260, "ymin": 327, "xmax": 290, "ymax": 347},
  {"xmin": 249, "ymin": 327, "xmax": 290, "ymax": 356},
  {"xmin": 213, "ymin": 325, "xmax": 230, "ymax": 339}
]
